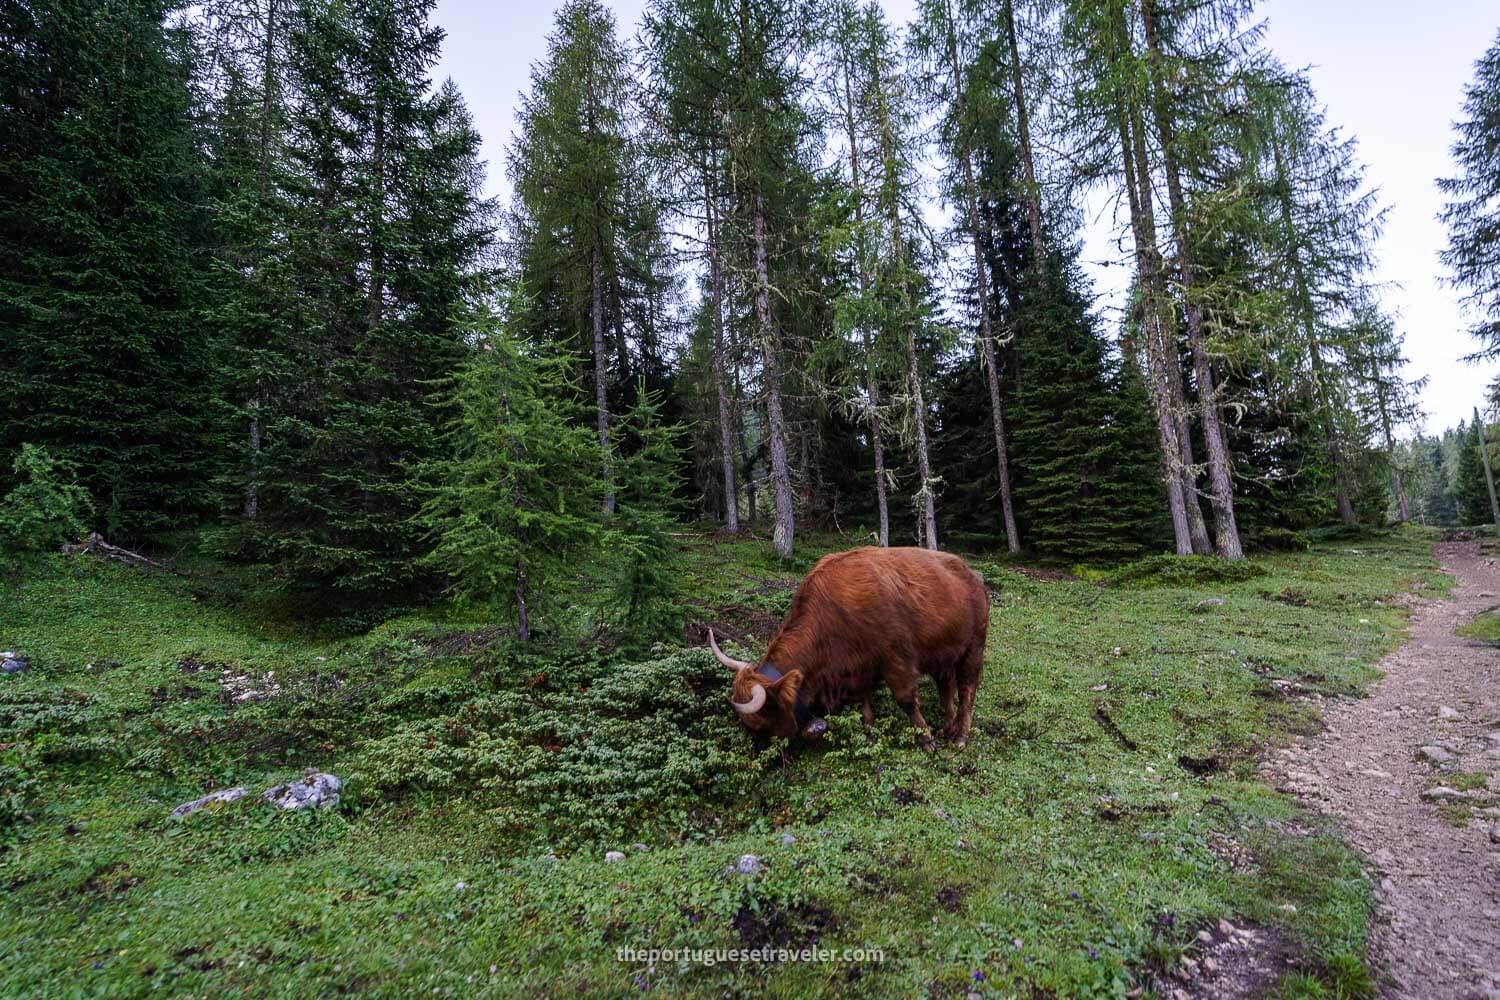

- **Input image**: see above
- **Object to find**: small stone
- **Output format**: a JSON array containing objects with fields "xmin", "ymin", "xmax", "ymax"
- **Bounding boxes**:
[
  {"xmin": 1196, "ymin": 929, "xmax": 1213, "ymax": 943},
  {"xmin": 1202, "ymin": 956, "xmax": 1218, "ymax": 973},
  {"xmin": 967, "ymin": 993, "xmax": 983, "ymax": 1000},
  {"xmin": 1, "ymin": 651, "xmax": 27, "ymax": 674},
  {"xmin": 631, "ymin": 843, "xmax": 648, "ymax": 852},
  {"xmin": 1419, "ymin": 746, "xmax": 1457, "ymax": 765},
  {"xmin": 604, "ymin": 851, "xmax": 626, "ymax": 863},
  {"xmin": 171, "ymin": 786, "xmax": 247, "ymax": 817},
  {"xmin": 1279, "ymin": 903, "xmax": 1298, "ymax": 914},
  {"xmin": 1421, "ymin": 785, "xmax": 1469, "ymax": 802},
  {"xmin": 1110, "ymin": 646, "xmax": 1124, "ymax": 656},
  {"xmin": 1490, "ymin": 826, "xmax": 1500, "ymax": 845},
  {"xmin": 735, "ymin": 854, "xmax": 764, "ymax": 875},
  {"xmin": 778, "ymin": 832, "xmax": 796, "ymax": 846},
  {"xmin": 1360, "ymin": 768, "xmax": 1393, "ymax": 779},
  {"xmin": 1217, "ymin": 918, "xmax": 1235, "ymax": 936},
  {"xmin": 1359, "ymin": 618, "xmax": 1370, "ymax": 624},
  {"xmin": 455, "ymin": 881, "xmax": 467, "ymax": 890},
  {"xmin": 1179, "ymin": 957, "xmax": 1199, "ymax": 975},
  {"xmin": 1195, "ymin": 598, "xmax": 1225, "ymax": 610},
  {"xmin": 1437, "ymin": 705, "xmax": 1459, "ymax": 720}
]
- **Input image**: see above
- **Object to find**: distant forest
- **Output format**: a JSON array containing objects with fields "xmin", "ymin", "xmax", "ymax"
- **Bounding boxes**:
[{"xmin": 3, "ymin": 0, "xmax": 1500, "ymax": 622}]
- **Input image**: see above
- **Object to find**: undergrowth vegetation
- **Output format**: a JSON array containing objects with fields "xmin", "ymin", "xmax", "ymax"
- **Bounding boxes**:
[{"xmin": 0, "ymin": 526, "xmax": 1447, "ymax": 996}]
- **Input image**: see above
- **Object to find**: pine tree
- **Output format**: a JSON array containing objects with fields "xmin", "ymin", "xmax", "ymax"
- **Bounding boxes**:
[
  {"xmin": 236, "ymin": 0, "xmax": 491, "ymax": 596},
  {"xmin": 607, "ymin": 383, "xmax": 688, "ymax": 644},
  {"xmin": 417, "ymin": 288, "xmax": 602, "ymax": 639},
  {"xmin": 0, "ymin": 0, "xmax": 219, "ymax": 538},
  {"xmin": 1007, "ymin": 248, "xmax": 1163, "ymax": 560},
  {"xmin": 509, "ymin": 0, "xmax": 658, "ymax": 515},
  {"xmin": 1456, "ymin": 419, "xmax": 1498, "ymax": 526},
  {"xmin": 1440, "ymin": 28, "xmax": 1500, "ymax": 359}
]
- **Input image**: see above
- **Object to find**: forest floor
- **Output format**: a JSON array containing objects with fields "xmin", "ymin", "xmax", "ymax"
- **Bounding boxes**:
[
  {"xmin": 0, "ymin": 525, "xmax": 1470, "ymax": 998},
  {"xmin": 1267, "ymin": 539, "xmax": 1500, "ymax": 999}
]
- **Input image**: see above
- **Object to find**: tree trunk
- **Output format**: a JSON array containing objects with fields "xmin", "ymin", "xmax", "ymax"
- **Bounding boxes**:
[
  {"xmin": 591, "ymin": 240, "xmax": 615, "ymax": 514},
  {"xmin": 1002, "ymin": 0, "xmax": 1045, "ymax": 265},
  {"xmin": 1139, "ymin": 0, "xmax": 1243, "ymax": 558},
  {"xmin": 368, "ymin": 94, "xmax": 385, "ymax": 332},
  {"xmin": 942, "ymin": 0, "xmax": 1018, "ymax": 553},
  {"xmin": 1114, "ymin": 53, "xmax": 1191, "ymax": 553},
  {"xmin": 1476, "ymin": 407, "xmax": 1500, "ymax": 529},
  {"xmin": 245, "ymin": 0, "xmax": 278, "ymax": 522},
  {"xmin": 839, "ymin": 54, "xmax": 889, "ymax": 546},
  {"xmin": 753, "ymin": 196, "xmax": 794, "ymax": 557},
  {"xmin": 1376, "ymin": 383, "xmax": 1409, "ymax": 522},
  {"xmin": 704, "ymin": 165, "xmax": 738, "ymax": 532}
]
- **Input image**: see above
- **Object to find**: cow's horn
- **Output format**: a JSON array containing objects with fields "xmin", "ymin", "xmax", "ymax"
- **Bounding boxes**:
[
  {"xmin": 731, "ymin": 682, "xmax": 767, "ymax": 715},
  {"xmin": 708, "ymin": 629, "xmax": 752, "ymax": 672}
]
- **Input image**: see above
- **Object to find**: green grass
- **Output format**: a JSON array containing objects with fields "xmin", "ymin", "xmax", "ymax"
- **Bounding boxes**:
[
  {"xmin": 1456, "ymin": 608, "xmax": 1500, "ymax": 642},
  {"xmin": 0, "ymin": 525, "xmax": 1446, "ymax": 997}
]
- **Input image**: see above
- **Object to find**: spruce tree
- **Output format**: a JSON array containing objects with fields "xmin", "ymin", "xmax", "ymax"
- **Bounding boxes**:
[
  {"xmin": 509, "ymin": 0, "xmax": 659, "ymax": 515},
  {"xmin": 238, "ymin": 0, "xmax": 490, "ymax": 596},
  {"xmin": 1440, "ymin": 28, "xmax": 1500, "ymax": 359},
  {"xmin": 0, "ymin": 0, "xmax": 218, "ymax": 537},
  {"xmin": 1456, "ymin": 419, "xmax": 1499, "ymax": 526},
  {"xmin": 417, "ymin": 289, "xmax": 602, "ymax": 639}
]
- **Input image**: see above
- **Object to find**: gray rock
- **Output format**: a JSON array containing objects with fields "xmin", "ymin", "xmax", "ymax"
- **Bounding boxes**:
[
  {"xmin": 171, "ymin": 786, "xmax": 247, "ymax": 817},
  {"xmin": 778, "ymin": 833, "xmax": 796, "ymax": 846},
  {"xmin": 1195, "ymin": 598, "xmax": 1226, "ymax": 610},
  {"xmin": 631, "ymin": 843, "xmax": 648, "ymax": 852},
  {"xmin": 1421, "ymin": 785, "xmax": 1470, "ymax": 803},
  {"xmin": 260, "ymin": 769, "xmax": 341, "ymax": 810},
  {"xmin": 1, "ymin": 651, "xmax": 27, "ymax": 674},
  {"xmin": 1419, "ymin": 745, "xmax": 1457, "ymax": 765},
  {"xmin": 1490, "ymin": 826, "xmax": 1500, "ymax": 845},
  {"xmin": 604, "ymin": 851, "xmax": 626, "ymax": 863},
  {"xmin": 734, "ymin": 854, "xmax": 764, "ymax": 875},
  {"xmin": 1437, "ymin": 705, "xmax": 1460, "ymax": 720}
]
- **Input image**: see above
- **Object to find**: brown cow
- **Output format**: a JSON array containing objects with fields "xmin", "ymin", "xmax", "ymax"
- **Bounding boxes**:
[{"xmin": 708, "ymin": 546, "xmax": 989, "ymax": 748}]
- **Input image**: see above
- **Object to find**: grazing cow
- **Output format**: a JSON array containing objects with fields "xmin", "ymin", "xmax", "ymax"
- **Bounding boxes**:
[{"xmin": 708, "ymin": 546, "xmax": 989, "ymax": 748}]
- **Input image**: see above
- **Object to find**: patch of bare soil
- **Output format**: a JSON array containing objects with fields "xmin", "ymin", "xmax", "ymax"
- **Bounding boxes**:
[
  {"xmin": 681, "ymin": 603, "xmax": 781, "ymax": 648},
  {"xmin": 1149, "ymin": 919, "xmax": 1300, "ymax": 1000},
  {"xmin": 1267, "ymin": 541, "xmax": 1500, "ymax": 998},
  {"xmin": 1008, "ymin": 564, "xmax": 1082, "ymax": 583}
]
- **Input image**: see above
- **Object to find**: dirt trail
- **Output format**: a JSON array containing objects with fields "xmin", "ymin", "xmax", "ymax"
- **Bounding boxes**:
[{"xmin": 1274, "ymin": 541, "xmax": 1500, "ymax": 998}]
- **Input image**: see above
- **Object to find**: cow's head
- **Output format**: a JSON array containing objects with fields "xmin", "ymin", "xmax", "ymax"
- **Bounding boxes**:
[{"xmin": 709, "ymin": 630, "xmax": 823, "ymax": 741}]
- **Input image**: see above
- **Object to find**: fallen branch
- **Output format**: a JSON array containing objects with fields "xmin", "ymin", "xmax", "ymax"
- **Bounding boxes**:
[{"xmin": 61, "ymin": 532, "xmax": 174, "ymax": 572}]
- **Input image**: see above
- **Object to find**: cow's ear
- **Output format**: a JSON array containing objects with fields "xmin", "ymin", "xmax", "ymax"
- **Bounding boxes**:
[{"xmin": 770, "ymin": 669, "xmax": 803, "ymax": 710}]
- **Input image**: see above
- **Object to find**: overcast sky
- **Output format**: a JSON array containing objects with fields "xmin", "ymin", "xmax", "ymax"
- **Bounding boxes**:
[{"xmin": 433, "ymin": 0, "xmax": 1500, "ymax": 433}]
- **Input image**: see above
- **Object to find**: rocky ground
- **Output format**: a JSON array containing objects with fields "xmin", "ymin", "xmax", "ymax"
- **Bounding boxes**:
[{"xmin": 1268, "ymin": 540, "xmax": 1500, "ymax": 999}]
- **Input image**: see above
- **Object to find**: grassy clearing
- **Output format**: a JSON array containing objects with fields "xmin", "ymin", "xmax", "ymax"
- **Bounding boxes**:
[{"xmin": 0, "ymin": 526, "xmax": 1445, "ymax": 997}]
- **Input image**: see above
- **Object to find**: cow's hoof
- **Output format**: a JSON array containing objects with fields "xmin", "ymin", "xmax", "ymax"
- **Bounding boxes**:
[
  {"xmin": 800, "ymin": 717, "xmax": 828, "ymax": 741},
  {"xmin": 916, "ymin": 734, "xmax": 937, "ymax": 751},
  {"xmin": 950, "ymin": 736, "xmax": 968, "ymax": 749}
]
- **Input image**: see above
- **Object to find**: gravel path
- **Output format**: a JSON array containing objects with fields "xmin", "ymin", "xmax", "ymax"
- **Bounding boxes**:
[{"xmin": 1274, "ymin": 541, "xmax": 1500, "ymax": 999}]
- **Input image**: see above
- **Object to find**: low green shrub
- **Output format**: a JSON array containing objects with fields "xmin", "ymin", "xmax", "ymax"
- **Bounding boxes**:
[
  {"xmin": 1105, "ymin": 554, "xmax": 1268, "ymax": 588},
  {"xmin": 0, "ymin": 444, "xmax": 91, "ymax": 553},
  {"xmin": 351, "ymin": 647, "xmax": 767, "ymax": 846}
]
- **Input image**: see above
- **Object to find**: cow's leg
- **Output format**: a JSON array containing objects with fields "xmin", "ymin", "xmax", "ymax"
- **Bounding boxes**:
[
  {"xmin": 860, "ymin": 700, "xmax": 874, "ymax": 726},
  {"xmin": 951, "ymin": 643, "xmax": 985, "ymax": 747},
  {"xmin": 935, "ymin": 673, "xmax": 958, "ymax": 740},
  {"xmin": 886, "ymin": 672, "xmax": 935, "ymax": 750}
]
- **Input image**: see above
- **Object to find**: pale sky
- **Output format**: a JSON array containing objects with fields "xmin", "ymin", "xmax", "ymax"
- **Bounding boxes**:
[{"xmin": 433, "ymin": 0, "xmax": 1500, "ymax": 433}]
